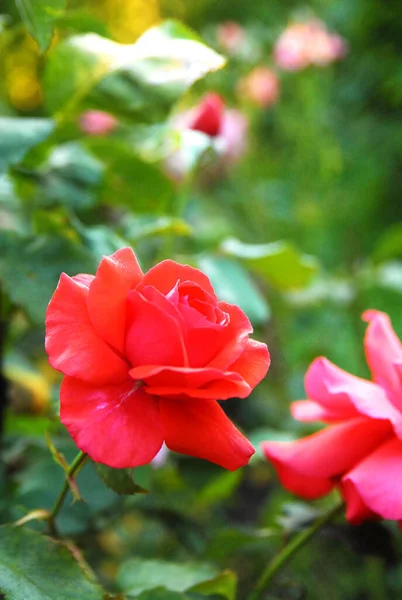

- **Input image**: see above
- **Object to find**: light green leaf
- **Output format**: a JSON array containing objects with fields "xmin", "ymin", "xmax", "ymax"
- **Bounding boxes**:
[
  {"xmin": 44, "ymin": 20, "xmax": 225, "ymax": 118},
  {"xmin": 221, "ymin": 238, "xmax": 319, "ymax": 291},
  {"xmin": 0, "ymin": 118, "xmax": 55, "ymax": 173},
  {"xmin": 95, "ymin": 463, "xmax": 147, "ymax": 496},
  {"xmin": 16, "ymin": 0, "xmax": 66, "ymax": 52},
  {"xmin": 196, "ymin": 256, "xmax": 271, "ymax": 325},
  {"xmin": 190, "ymin": 571, "xmax": 237, "ymax": 600},
  {"xmin": 0, "ymin": 525, "xmax": 104, "ymax": 599},
  {"xmin": 117, "ymin": 559, "xmax": 218, "ymax": 596}
]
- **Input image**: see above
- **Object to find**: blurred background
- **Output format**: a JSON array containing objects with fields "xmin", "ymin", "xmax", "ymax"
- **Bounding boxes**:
[{"xmin": 1, "ymin": 0, "xmax": 402, "ymax": 598}]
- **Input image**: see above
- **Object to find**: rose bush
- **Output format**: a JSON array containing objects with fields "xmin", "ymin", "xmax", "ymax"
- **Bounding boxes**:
[
  {"xmin": 263, "ymin": 310, "xmax": 402, "ymax": 524},
  {"xmin": 46, "ymin": 248, "xmax": 270, "ymax": 470}
]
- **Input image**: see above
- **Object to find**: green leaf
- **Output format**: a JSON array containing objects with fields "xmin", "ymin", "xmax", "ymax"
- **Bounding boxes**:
[
  {"xmin": 0, "ymin": 525, "xmax": 104, "ymax": 599},
  {"xmin": 0, "ymin": 232, "xmax": 96, "ymax": 323},
  {"xmin": 86, "ymin": 139, "xmax": 174, "ymax": 213},
  {"xmin": 15, "ymin": 0, "xmax": 66, "ymax": 52},
  {"xmin": 196, "ymin": 256, "xmax": 271, "ymax": 325},
  {"xmin": 43, "ymin": 20, "xmax": 225, "ymax": 119},
  {"xmin": 135, "ymin": 590, "xmax": 188, "ymax": 600},
  {"xmin": 117, "ymin": 559, "xmax": 218, "ymax": 596},
  {"xmin": 36, "ymin": 142, "xmax": 104, "ymax": 210},
  {"xmin": 0, "ymin": 118, "xmax": 54, "ymax": 173},
  {"xmin": 95, "ymin": 463, "xmax": 147, "ymax": 496},
  {"xmin": 221, "ymin": 239, "xmax": 319, "ymax": 291},
  {"xmin": 190, "ymin": 571, "xmax": 237, "ymax": 600}
]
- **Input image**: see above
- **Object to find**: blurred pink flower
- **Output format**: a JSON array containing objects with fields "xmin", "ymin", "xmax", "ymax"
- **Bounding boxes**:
[
  {"xmin": 217, "ymin": 21, "xmax": 246, "ymax": 56},
  {"xmin": 274, "ymin": 19, "xmax": 347, "ymax": 71},
  {"xmin": 79, "ymin": 110, "xmax": 118, "ymax": 136},
  {"xmin": 166, "ymin": 93, "xmax": 248, "ymax": 181},
  {"xmin": 237, "ymin": 67, "xmax": 280, "ymax": 108}
]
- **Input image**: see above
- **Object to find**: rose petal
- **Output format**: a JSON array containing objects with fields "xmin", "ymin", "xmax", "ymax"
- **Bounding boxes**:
[
  {"xmin": 343, "ymin": 436, "xmax": 402, "ymax": 521},
  {"xmin": 138, "ymin": 259, "xmax": 217, "ymax": 299},
  {"xmin": 46, "ymin": 274, "xmax": 128, "ymax": 385},
  {"xmin": 125, "ymin": 289, "xmax": 188, "ymax": 368},
  {"xmin": 88, "ymin": 248, "xmax": 143, "ymax": 354},
  {"xmin": 291, "ymin": 400, "xmax": 340, "ymax": 422},
  {"xmin": 363, "ymin": 310, "xmax": 402, "ymax": 407},
  {"xmin": 262, "ymin": 418, "xmax": 392, "ymax": 499},
  {"xmin": 304, "ymin": 357, "xmax": 402, "ymax": 431},
  {"xmin": 60, "ymin": 377, "xmax": 163, "ymax": 468},
  {"xmin": 340, "ymin": 479, "xmax": 378, "ymax": 525},
  {"xmin": 160, "ymin": 397, "xmax": 254, "ymax": 470},
  {"xmin": 130, "ymin": 364, "xmax": 251, "ymax": 399},
  {"xmin": 73, "ymin": 274, "xmax": 94, "ymax": 288},
  {"xmin": 228, "ymin": 339, "xmax": 270, "ymax": 389},
  {"xmin": 207, "ymin": 303, "xmax": 253, "ymax": 370}
]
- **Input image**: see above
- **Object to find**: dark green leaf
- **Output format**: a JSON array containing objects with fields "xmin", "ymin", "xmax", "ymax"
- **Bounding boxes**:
[
  {"xmin": 36, "ymin": 142, "xmax": 104, "ymax": 210},
  {"xmin": 196, "ymin": 256, "xmax": 271, "ymax": 325},
  {"xmin": 0, "ymin": 525, "xmax": 104, "ymax": 599},
  {"xmin": 86, "ymin": 139, "xmax": 174, "ymax": 213},
  {"xmin": 0, "ymin": 232, "xmax": 96, "ymax": 323},
  {"xmin": 16, "ymin": 0, "xmax": 66, "ymax": 52},
  {"xmin": 117, "ymin": 559, "xmax": 218, "ymax": 596},
  {"xmin": 221, "ymin": 238, "xmax": 319, "ymax": 291},
  {"xmin": 95, "ymin": 463, "xmax": 147, "ymax": 496},
  {"xmin": 0, "ymin": 118, "xmax": 54, "ymax": 173}
]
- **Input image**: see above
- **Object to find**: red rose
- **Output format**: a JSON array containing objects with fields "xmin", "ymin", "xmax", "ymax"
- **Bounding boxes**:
[
  {"xmin": 188, "ymin": 93, "xmax": 224, "ymax": 137},
  {"xmin": 46, "ymin": 248, "xmax": 270, "ymax": 470},
  {"xmin": 263, "ymin": 311, "xmax": 402, "ymax": 524}
]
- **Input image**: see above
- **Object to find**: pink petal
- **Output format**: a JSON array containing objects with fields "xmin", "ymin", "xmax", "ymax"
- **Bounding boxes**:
[
  {"xmin": 363, "ymin": 310, "xmax": 402, "ymax": 407},
  {"xmin": 46, "ymin": 274, "xmax": 129, "ymax": 385},
  {"xmin": 291, "ymin": 400, "xmax": 341, "ymax": 422},
  {"xmin": 340, "ymin": 480, "xmax": 378, "ymax": 524},
  {"xmin": 304, "ymin": 357, "xmax": 402, "ymax": 430},
  {"xmin": 130, "ymin": 364, "xmax": 251, "ymax": 400},
  {"xmin": 60, "ymin": 377, "xmax": 163, "ymax": 468},
  {"xmin": 88, "ymin": 248, "xmax": 143, "ymax": 354},
  {"xmin": 262, "ymin": 418, "xmax": 392, "ymax": 500},
  {"xmin": 227, "ymin": 339, "xmax": 270, "ymax": 389},
  {"xmin": 343, "ymin": 436, "xmax": 402, "ymax": 521},
  {"xmin": 138, "ymin": 259, "xmax": 217, "ymax": 300},
  {"xmin": 160, "ymin": 397, "xmax": 254, "ymax": 470},
  {"xmin": 125, "ymin": 289, "xmax": 188, "ymax": 368}
]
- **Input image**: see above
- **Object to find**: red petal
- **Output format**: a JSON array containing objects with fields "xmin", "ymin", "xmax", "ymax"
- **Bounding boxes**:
[
  {"xmin": 60, "ymin": 377, "xmax": 163, "ymax": 468},
  {"xmin": 88, "ymin": 248, "xmax": 143, "ymax": 354},
  {"xmin": 227, "ymin": 339, "xmax": 270, "ymax": 388},
  {"xmin": 130, "ymin": 364, "xmax": 251, "ymax": 399},
  {"xmin": 262, "ymin": 418, "xmax": 392, "ymax": 500},
  {"xmin": 46, "ymin": 274, "xmax": 128, "ymax": 384},
  {"xmin": 291, "ymin": 400, "xmax": 339, "ymax": 422},
  {"xmin": 207, "ymin": 303, "xmax": 253, "ymax": 370},
  {"xmin": 343, "ymin": 436, "xmax": 402, "ymax": 521},
  {"xmin": 73, "ymin": 274, "xmax": 94, "ymax": 287},
  {"xmin": 138, "ymin": 259, "xmax": 217, "ymax": 299},
  {"xmin": 363, "ymin": 310, "xmax": 402, "ymax": 407},
  {"xmin": 125, "ymin": 290, "xmax": 187, "ymax": 368},
  {"xmin": 188, "ymin": 93, "xmax": 224, "ymax": 137},
  {"xmin": 160, "ymin": 397, "xmax": 254, "ymax": 470}
]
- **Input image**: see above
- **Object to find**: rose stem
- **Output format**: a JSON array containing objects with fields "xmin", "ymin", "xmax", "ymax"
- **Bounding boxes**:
[
  {"xmin": 47, "ymin": 451, "xmax": 88, "ymax": 536},
  {"xmin": 247, "ymin": 499, "xmax": 344, "ymax": 600}
]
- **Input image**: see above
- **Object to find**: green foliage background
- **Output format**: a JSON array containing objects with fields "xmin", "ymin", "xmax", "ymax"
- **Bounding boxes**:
[{"xmin": 1, "ymin": 0, "xmax": 402, "ymax": 598}]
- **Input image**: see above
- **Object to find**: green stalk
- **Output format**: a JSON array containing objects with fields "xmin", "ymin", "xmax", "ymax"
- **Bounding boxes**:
[
  {"xmin": 247, "ymin": 500, "xmax": 344, "ymax": 600},
  {"xmin": 47, "ymin": 451, "xmax": 88, "ymax": 535}
]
